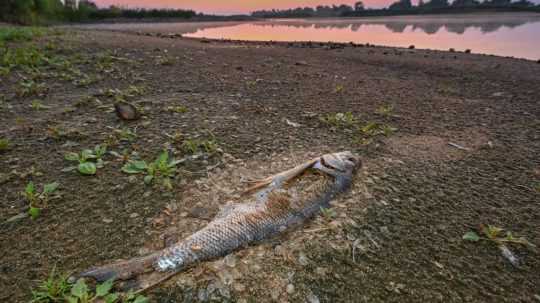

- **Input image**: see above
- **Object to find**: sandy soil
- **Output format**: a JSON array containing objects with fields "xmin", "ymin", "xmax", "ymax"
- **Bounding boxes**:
[{"xmin": 0, "ymin": 26, "xmax": 539, "ymax": 302}]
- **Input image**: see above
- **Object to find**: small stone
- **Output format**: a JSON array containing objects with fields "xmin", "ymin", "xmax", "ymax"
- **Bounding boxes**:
[
  {"xmin": 307, "ymin": 291, "xmax": 320, "ymax": 303},
  {"xmin": 102, "ymin": 218, "xmax": 113, "ymax": 223},
  {"xmin": 129, "ymin": 213, "xmax": 139, "ymax": 218},
  {"xmin": 286, "ymin": 284, "xmax": 295, "ymax": 294},
  {"xmin": 298, "ymin": 252, "xmax": 309, "ymax": 266},
  {"xmin": 295, "ymin": 60, "xmax": 308, "ymax": 66},
  {"xmin": 198, "ymin": 289, "xmax": 209, "ymax": 301},
  {"xmin": 224, "ymin": 254, "xmax": 237, "ymax": 268},
  {"xmin": 233, "ymin": 282, "xmax": 246, "ymax": 292},
  {"xmin": 270, "ymin": 288, "xmax": 280, "ymax": 300}
]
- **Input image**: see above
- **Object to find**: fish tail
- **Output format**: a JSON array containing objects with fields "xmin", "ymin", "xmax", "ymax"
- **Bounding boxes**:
[{"xmin": 71, "ymin": 252, "xmax": 160, "ymax": 283}]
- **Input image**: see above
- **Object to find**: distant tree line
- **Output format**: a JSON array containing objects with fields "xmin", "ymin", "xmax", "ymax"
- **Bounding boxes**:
[
  {"xmin": 251, "ymin": 0, "xmax": 540, "ymax": 18},
  {"xmin": 0, "ymin": 0, "xmax": 198, "ymax": 25}
]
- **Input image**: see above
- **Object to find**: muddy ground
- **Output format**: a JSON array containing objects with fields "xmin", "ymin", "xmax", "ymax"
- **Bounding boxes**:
[{"xmin": 0, "ymin": 26, "xmax": 539, "ymax": 302}]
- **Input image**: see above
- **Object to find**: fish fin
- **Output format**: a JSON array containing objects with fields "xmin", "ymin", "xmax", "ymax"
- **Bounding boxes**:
[
  {"xmin": 116, "ymin": 269, "xmax": 180, "ymax": 294},
  {"xmin": 73, "ymin": 252, "xmax": 160, "ymax": 283},
  {"xmin": 244, "ymin": 158, "xmax": 318, "ymax": 193}
]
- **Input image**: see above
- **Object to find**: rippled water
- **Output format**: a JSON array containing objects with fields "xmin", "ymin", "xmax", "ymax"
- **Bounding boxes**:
[{"xmin": 184, "ymin": 14, "xmax": 540, "ymax": 60}]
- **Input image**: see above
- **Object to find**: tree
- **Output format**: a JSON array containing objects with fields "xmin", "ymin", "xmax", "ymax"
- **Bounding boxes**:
[
  {"xmin": 451, "ymin": 0, "xmax": 479, "ymax": 7},
  {"xmin": 389, "ymin": 0, "xmax": 413, "ymax": 10},
  {"xmin": 420, "ymin": 0, "xmax": 449, "ymax": 8},
  {"xmin": 355, "ymin": 1, "xmax": 365, "ymax": 11}
]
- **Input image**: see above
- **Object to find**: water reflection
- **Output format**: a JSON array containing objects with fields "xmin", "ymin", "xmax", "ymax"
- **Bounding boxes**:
[
  {"xmin": 252, "ymin": 14, "xmax": 540, "ymax": 35},
  {"xmin": 183, "ymin": 14, "xmax": 540, "ymax": 60}
]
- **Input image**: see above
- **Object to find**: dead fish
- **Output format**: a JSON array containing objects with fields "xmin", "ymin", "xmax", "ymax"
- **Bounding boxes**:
[
  {"xmin": 73, "ymin": 151, "xmax": 361, "ymax": 292},
  {"xmin": 114, "ymin": 102, "xmax": 140, "ymax": 121}
]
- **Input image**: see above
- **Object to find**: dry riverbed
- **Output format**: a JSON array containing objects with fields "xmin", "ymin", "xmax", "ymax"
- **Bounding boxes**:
[{"xmin": 0, "ymin": 25, "xmax": 539, "ymax": 302}]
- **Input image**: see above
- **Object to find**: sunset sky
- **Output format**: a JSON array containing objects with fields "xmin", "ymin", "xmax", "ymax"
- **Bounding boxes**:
[{"xmin": 93, "ymin": 1, "xmax": 399, "ymax": 14}]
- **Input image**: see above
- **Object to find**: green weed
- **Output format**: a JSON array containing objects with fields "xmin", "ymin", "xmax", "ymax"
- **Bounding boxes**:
[
  {"xmin": 31, "ymin": 267, "xmax": 70, "ymax": 302},
  {"xmin": 31, "ymin": 274, "xmax": 148, "ymax": 303},
  {"xmin": 1, "ymin": 46, "xmax": 46, "ymax": 70},
  {"xmin": 335, "ymin": 84, "xmax": 344, "ymax": 93},
  {"xmin": 122, "ymin": 150, "xmax": 183, "ymax": 190},
  {"xmin": 463, "ymin": 225, "xmax": 536, "ymax": 248},
  {"xmin": 181, "ymin": 138, "xmax": 219, "ymax": 155},
  {"xmin": 0, "ymin": 138, "xmax": 10, "ymax": 151},
  {"xmin": 375, "ymin": 104, "xmax": 394, "ymax": 117},
  {"xmin": 463, "ymin": 224, "xmax": 536, "ymax": 266},
  {"xmin": 23, "ymin": 181, "xmax": 60, "ymax": 219},
  {"xmin": 64, "ymin": 145, "xmax": 107, "ymax": 175},
  {"xmin": 17, "ymin": 79, "xmax": 46, "ymax": 97},
  {"xmin": 320, "ymin": 112, "xmax": 357, "ymax": 128},
  {"xmin": 31, "ymin": 100, "xmax": 51, "ymax": 110},
  {"xmin": 320, "ymin": 207, "xmax": 337, "ymax": 220},
  {"xmin": 166, "ymin": 105, "xmax": 188, "ymax": 114},
  {"xmin": 0, "ymin": 27, "xmax": 44, "ymax": 42}
]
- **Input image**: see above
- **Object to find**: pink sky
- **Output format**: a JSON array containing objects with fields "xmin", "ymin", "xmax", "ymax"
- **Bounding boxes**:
[{"xmin": 93, "ymin": 1, "xmax": 394, "ymax": 14}]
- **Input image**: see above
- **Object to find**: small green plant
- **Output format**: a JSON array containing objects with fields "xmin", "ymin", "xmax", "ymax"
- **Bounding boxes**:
[
  {"xmin": 31, "ymin": 267, "xmax": 71, "ymax": 302},
  {"xmin": 24, "ymin": 181, "xmax": 60, "ymax": 219},
  {"xmin": 320, "ymin": 112, "xmax": 357, "ymax": 128},
  {"xmin": 122, "ymin": 150, "xmax": 182, "ymax": 190},
  {"xmin": 463, "ymin": 225, "xmax": 535, "ymax": 248},
  {"xmin": 335, "ymin": 84, "xmax": 344, "ymax": 93},
  {"xmin": 0, "ymin": 138, "xmax": 10, "ymax": 151},
  {"xmin": 0, "ymin": 27, "xmax": 44, "ymax": 42},
  {"xmin": 359, "ymin": 122, "xmax": 397, "ymax": 137},
  {"xmin": 31, "ymin": 100, "xmax": 51, "ymax": 110},
  {"xmin": 375, "ymin": 104, "xmax": 394, "ymax": 116},
  {"xmin": 464, "ymin": 224, "xmax": 536, "ymax": 266},
  {"xmin": 31, "ymin": 274, "xmax": 148, "ymax": 303},
  {"xmin": 113, "ymin": 127, "xmax": 137, "ymax": 143},
  {"xmin": 320, "ymin": 207, "xmax": 337, "ymax": 220},
  {"xmin": 64, "ymin": 145, "xmax": 107, "ymax": 175},
  {"xmin": 181, "ymin": 138, "xmax": 219, "ymax": 155},
  {"xmin": 17, "ymin": 80, "xmax": 46, "ymax": 97},
  {"xmin": 166, "ymin": 105, "xmax": 188, "ymax": 114}
]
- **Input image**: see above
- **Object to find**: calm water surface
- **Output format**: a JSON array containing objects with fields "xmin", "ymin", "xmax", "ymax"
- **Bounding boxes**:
[{"xmin": 183, "ymin": 14, "xmax": 540, "ymax": 60}]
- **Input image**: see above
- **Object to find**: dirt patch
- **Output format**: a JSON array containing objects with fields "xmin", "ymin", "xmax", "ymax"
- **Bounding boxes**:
[{"xmin": 387, "ymin": 127, "xmax": 490, "ymax": 161}]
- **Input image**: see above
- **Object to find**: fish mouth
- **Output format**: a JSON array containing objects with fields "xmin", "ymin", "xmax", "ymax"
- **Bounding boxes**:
[{"xmin": 317, "ymin": 151, "xmax": 361, "ymax": 175}]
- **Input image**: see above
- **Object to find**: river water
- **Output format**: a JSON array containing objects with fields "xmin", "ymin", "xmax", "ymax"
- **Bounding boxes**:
[{"xmin": 81, "ymin": 13, "xmax": 540, "ymax": 60}]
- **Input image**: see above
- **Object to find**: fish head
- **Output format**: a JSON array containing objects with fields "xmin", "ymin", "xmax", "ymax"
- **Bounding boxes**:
[{"xmin": 321, "ymin": 151, "xmax": 361, "ymax": 174}]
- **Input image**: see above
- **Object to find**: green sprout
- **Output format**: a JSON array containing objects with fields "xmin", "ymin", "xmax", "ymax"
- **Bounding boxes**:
[
  {"xmin": 64, "ymin": 145, "xmax": 107, "ymax": 175},
  {"xmin": 122, "ymin": 150, "xmax": 183, "ymax": 190},
  {"xmin": 31, "ymin": 274, "xmax": 148, "ymax": 303},
  {"xmin": 31, "ymin": 267, "xmax": 71, "ymax": 302},
  {"xmin": 31, "ymin": 100, "xmax": 51, "ymax": 110},
  {"xmin": 375, "ymin": 104, "xmax": 394, "ymax": 117},
  {"xmin": 181, "ymin": 138, "xmax": 219, "ymax": 155},
  {"xmin": 463, "ymin": 224, "xmax": 536, "ymax": 267},
  {"xmin": 320, "ymin": 112, "xmax": 357, "ymax": 128},
  {"xmin": 24, "ymin": 181, "xmax": 60, "ymax": 219},
  {"xmin": 0, "ymin": 138, "xmax": 10, "ymax": 152}
]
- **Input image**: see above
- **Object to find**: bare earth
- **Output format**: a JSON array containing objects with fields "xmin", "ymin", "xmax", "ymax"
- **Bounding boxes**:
[{"xmin": 0, "ymin": 26, "xmax": 539, "ymax": 302}]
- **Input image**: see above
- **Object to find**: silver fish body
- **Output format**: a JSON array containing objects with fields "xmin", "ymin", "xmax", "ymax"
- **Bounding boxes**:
[
  {"xmin": 155, "ymin": 152, "xmax": 359, "ymax": 271},
  {"xmin": 74, "ymin": 151, "xmax": 360, "ymax": 289}
]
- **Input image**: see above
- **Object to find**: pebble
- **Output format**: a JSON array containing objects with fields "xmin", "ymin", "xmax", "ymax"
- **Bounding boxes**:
[
  {"xmin": 129, "ymin": 213, "xmax": 139, "ymax": 218},
  {"xmin": 224, "ymin": 254, "xmax": 237, "ymax": 267},
  {"xmin": 298, "ymin": 252, "xmax": 309, "ymax": 266},
  {"xmin": 286, "ymin": 284, "xmax": 295, "ymax": 294},
  {"xmin": 307, "ymin": 291, "xmax": 321, "ymax": 303},
  {"xmin": 102, "ymin": 218, "xmax": 113, "ymax": 223}
]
